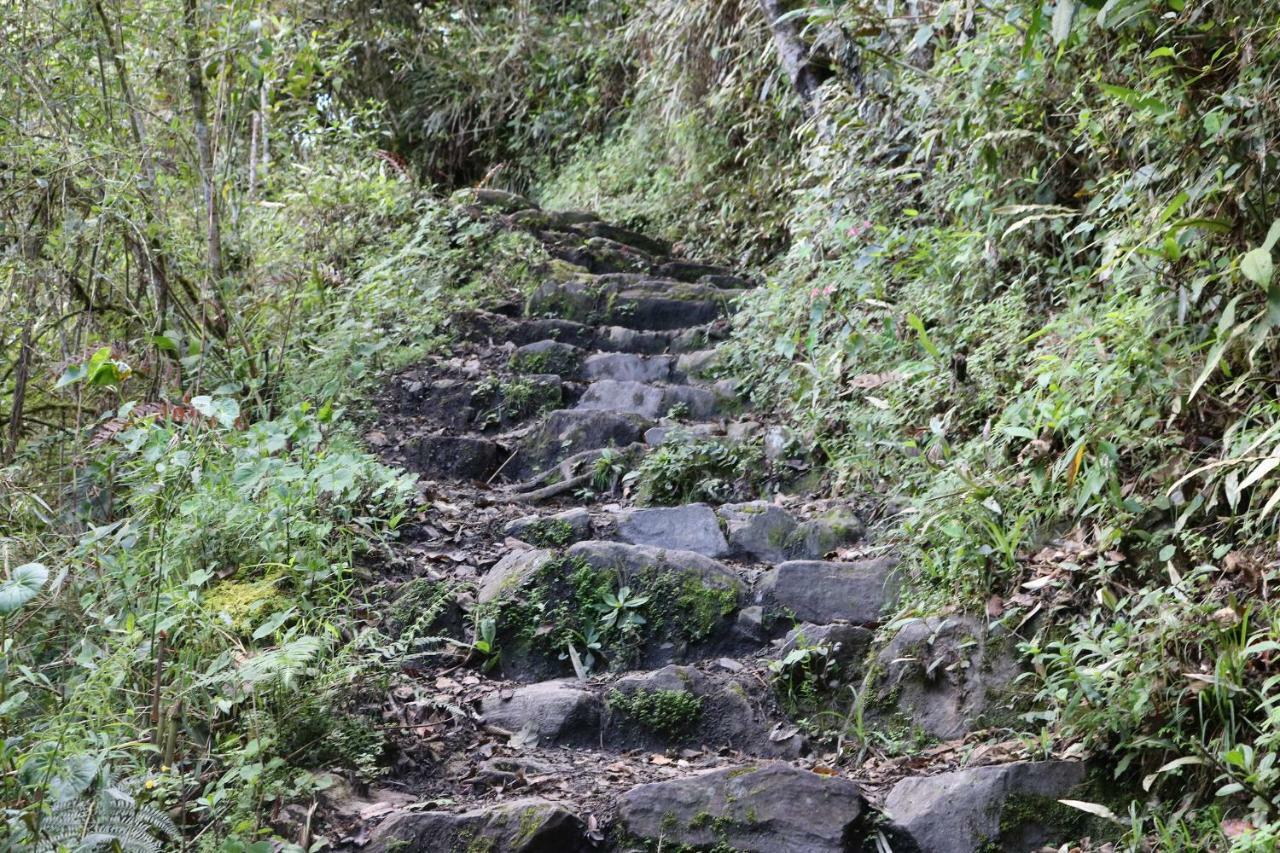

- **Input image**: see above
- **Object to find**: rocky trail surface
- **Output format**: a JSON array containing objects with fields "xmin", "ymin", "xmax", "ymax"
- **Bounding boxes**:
[{"xmin": 313, "ymin": 191, "xmax": 1108, "ymax": 853}]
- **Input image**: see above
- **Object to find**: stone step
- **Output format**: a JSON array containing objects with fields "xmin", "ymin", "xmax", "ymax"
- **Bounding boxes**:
[
  {"xmin": 366, "ymin": 797, "xmax": 584, "ymax": 853},
  {"xmin": 404, "ymin": 435, "xmax": 504, "ymax": 482},
  {"xmin": 507, "ymin": 408, "xmax": 650, "ymax": 480},
  {"xmin": 575, "ymin": 379, "xmax": 728, "ymax": 420},
  {"xmin": 580, "ymin": 352, "xmax": 675, "ymax": 384},
  {"xmin": 619, "ymin": 763, "xmax": 868, "ymax": 853},
  {"xmin": 756, "ymin": 557, "xmax": 900, "ymax": 626},
  {"xmin": 528, "ymin": 279, "xmax": 743, "ymax": 332},
  {"xmin": 608, "ymin": 503, "xmax": 729, "ymax": 558},
  {"xmin": 475, "ymin": 667, "xmax": 805, "ymax": 758}
]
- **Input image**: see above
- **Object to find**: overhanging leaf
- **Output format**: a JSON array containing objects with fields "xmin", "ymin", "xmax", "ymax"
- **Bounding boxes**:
[
  {"xmin": 0, "ymin": 562, "xmax": 49, "ymax": 614},
  {"xmin": 1051, "ymin": 0, "xmax": 1076, "ymax": 45},
  {"xmin": 1242, "ymin": 248, "xmax": 1274, "ymax": 288}
]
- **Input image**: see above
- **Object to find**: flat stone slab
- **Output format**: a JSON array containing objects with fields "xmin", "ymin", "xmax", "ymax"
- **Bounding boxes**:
[
  {"xmin": 478, "ymin": 549, "xmax": 555, "ymax": 604},
  {"xmin": 759, "ymin": 558, "xmax": 900, "ymax": 625},
  {"xmin": 479, "ymin": 680, "xmax": 600, "ymax": 746},
  {"xmin": 885, "ymin": 761, "xmax": 1089, "ymax": 853},
  {"xmin": 619, "ymin": 763, "xmax": 866, "ymax": 852},
  {"xmin": 613, "ymin": 503, "xmax": 730, "ymax": 558},
  {"xmin": 566, "ymin": 540, "xmax": 743, "ymax": 594},
  {"xmin": 366, "ymin": 797, "xmax": 585, "ymax": 852},
  {"xmin": 581, "ymin": 352, "xmax": 674, "ymax": 383},
  {"xmin": 576, "ymin": 380, "xmax": 723, "ymax": 420},
  {"xmin": 503, "ymin": 508, "xmax": 593, "ymax": 546}
]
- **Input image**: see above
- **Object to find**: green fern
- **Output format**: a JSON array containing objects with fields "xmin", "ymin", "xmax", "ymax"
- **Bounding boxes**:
[{"xmin": 34, "ymin": 781, "xmax": 178, "ymax": 852}]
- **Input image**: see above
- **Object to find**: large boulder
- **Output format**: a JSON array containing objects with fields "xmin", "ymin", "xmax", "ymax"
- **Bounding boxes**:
[
  {"xmin": 758, "ymin": 558, "xmax": 900, "ymax": 625},
  {"xmin": 612, "ymin": 504, "xmax": 730, "ymax": 558},
  {"xmin": 366, "ymin": 797, "xmax": 586, "ymax": 853},
  {"xmin": 787, "ymin": 508, "xmax": 866, "ymax": 559},
  {"xmin": 872, "ymin": 615, "xmax": 1024, "ymax": 740},
  {"xmin": 479, "ymin": 681, "xmax": 601, "ymax": 746},
  {"xmin": 619, "ymin": 763, "xmax": 867, "ymax": 852},
  {"xmin": 884, "ymin": 761, "xmax": 1092, "ymax": 853}
]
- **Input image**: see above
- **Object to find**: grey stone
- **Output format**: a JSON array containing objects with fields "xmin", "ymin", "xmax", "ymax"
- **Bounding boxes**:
[
  {"xmin": 735, "ymin": 605, "xmax": 765, "ymax": 642},
  {"xmin": 460, "ymin": 187, "xmax": 537, "ymax": 213},
  {"xmin": 511, "ymin": 409, "xmax": 649, "ymax": 478},
  {"xmin": 619, "ymin": 763, "xmax": 866, "ymax": 852},
  {"xmin": 566, "ymin": 541, "xmax": 743, "ymax": 595},
  {"xmin": 479, "ymin": 680, "xmax": 600, "ymax": 746},
  {"xmin": 655, "ymin": 260, "xmax": 732, "ymax": 281},
  {"xmin": 874, "ymin": 615, "xmax": 1024, "ymax": 740},
  {"xmin": 366, "ymin": 797, "xmax": 585, "ymax": 853},
  {"xmin": 644, "ymin": 423, "xmax": 721, "ymax": 447},
  {"xmin": 779, "ymin": 623, "xmax": 874, "ymax": 670},
  {"xmin": 581, "ymin": 352, "xmax": 674, "ymax": 383},
  {"xmin": 670, "ymin": 326, "xmax": 712, "ymax": 353},
  {"xmin": 763, "ymin": 425, "xmax": 793, "ymax": 461},
  {"xmin": 614, "ymin": 664, "xmax": 709, "ymax": 697},
  {"xmin": 503, "ymin": 508, "xmax": 592, "ymax": 545},
  {"xmin": 576, "ymin": 380, "xmax": 722, "ymax": 420},
  {"xmin": 613, "ymin": 504, "xmax": 729, "ymax": 558},
  {"xmin": 885, "ymin": 761, "xmax": 1089, "ymax": 853},
  {"xmin": 409, "ymin": 435, "xmax": 501, "ymax": 481},
  {"xmin": 576, "ymin": 380, "xmax": 666, "ymax": 418},
  {"xmin": 598, "ymin": 326, "xmax": 670, "ymax": 355},
  {"xmin": 786, "ymin": 508, "xmax": 866, "ymax": 559},
  {"xmin": 582, "ymin": 236, "xmax": 653, "ymax": 274},
  {"xmin": 760, "ymin": 558, "xmax": 900, "ymax": 625},
  {"xmin": 726, "ymin": 420, "xmax": 761, "ymax": 442},
  {"xmin": 510, "ymin": 339, "xmax": 582, "ymax": 375},
  {"xmin": 675, "ymin": 349, "xmax": 719, "ymax": 379},
  {"xmin": 478, "ymin": 549, "xmax": 555, "ymax": 605},
  {"xmin": 574, "ymin": 222, "xmax": 671, "ymax": 256},
  {"xmin": 718, "ymin": 502, "xmax": 798, "ymax": 563},
  {"xmin": 700, "ymin": 273, "xmax": 755, "ymax": 289}
]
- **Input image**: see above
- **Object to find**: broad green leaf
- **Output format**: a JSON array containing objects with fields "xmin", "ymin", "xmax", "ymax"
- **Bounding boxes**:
[
  {"xmin": 1242, "ymin": 247, "xmax": 1274, "ymax": 288},
  {"xmin": 1051, "ymin": 0, "xmax": 1075, "ymax": 45},
  {"xmin": 0, "ymin": 562, "xmax": 49, "ymax": 614},
  {"xmin": 1264, "ymin": 220, "xmax": 1280, "ymax": 253}
]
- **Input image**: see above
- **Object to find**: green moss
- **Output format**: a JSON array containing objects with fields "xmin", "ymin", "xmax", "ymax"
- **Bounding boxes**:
[
  {"xmin": 513, "ymin": 805, "xmax": 546, "ymax": 848},
  {"xmin": 522, "ymin": 518, "xmax": 576, "ymax": 547},
  {"xmin": 203, "ymin": 569, "xmax": 291, "ymax": 634},
  {"xmin": 482, "ymin": 552, "xmax": 740, "ymax": 674},
  {"xmin": 609, "ymin": 688, "xmax": 703, "ymax": 737}
]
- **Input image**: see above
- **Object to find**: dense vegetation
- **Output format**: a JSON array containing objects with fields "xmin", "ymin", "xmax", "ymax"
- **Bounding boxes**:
[{"xmin": 4, "ymin": 0, "xmax": 1280, "ymax": 849}]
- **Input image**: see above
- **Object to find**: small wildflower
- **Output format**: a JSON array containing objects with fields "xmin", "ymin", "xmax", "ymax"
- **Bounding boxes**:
[{"xmin": 144, "ymin": 778, "xmax": 156, "ymax": 790}]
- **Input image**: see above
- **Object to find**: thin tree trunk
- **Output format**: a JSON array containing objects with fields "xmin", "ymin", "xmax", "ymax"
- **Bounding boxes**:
[
  {"xmin": 757, "ymin": 0, "xmax": 831, "ymax": 108},
  {"xmin": 5, "ymin": 321, "xmax": 33, "ymax": 464},
  {"xmin": 184, "ymin": 0, "xmax": 224, "ymax": 286},
  {"xmin": 92, "ymin": 0, "xmax": 170, "ymax": 328}
]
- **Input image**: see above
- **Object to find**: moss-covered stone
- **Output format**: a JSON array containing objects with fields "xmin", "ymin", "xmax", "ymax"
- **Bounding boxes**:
[{"xmin": 609, "ymin": 688, "xmax": 703, "ymax": 737}]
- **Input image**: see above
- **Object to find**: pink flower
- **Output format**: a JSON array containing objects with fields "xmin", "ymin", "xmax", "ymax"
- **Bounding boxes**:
[{"xmin": 846, "ymin": 219, "xmax": 873, "ymax": 240}]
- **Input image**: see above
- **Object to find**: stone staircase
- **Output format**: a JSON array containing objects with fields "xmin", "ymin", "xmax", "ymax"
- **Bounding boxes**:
[{"xmin": 322, "ymin": 190, "xmax": 1106, "ymax": 853}]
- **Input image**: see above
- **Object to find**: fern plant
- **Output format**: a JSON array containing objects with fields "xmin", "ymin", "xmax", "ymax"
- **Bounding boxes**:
[{"xmin": 31, "ymin": 774, "xmax": 178, "ymax": 853}]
